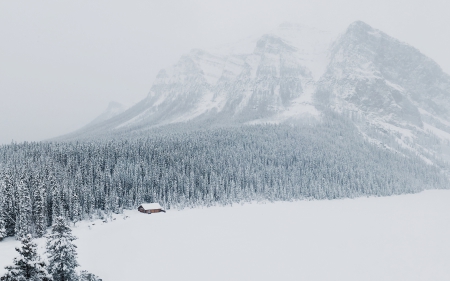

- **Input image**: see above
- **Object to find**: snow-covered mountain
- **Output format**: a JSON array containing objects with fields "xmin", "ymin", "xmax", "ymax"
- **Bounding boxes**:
[
  {"xmin": 317, "ymin": 21, "xmax": 450, "ymax": 163},
  {"xmin": 66, "ymin": 21, "xmax": 450, "ymax": 164}
]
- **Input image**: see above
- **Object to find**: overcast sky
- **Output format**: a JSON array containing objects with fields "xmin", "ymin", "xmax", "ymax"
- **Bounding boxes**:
[{"xmin": 1, "ymin": 0, "xmax": 449, "ymax": 144}]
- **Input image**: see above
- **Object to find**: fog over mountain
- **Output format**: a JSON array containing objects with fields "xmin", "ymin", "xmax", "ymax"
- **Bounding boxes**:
[{"xmin": 66, "ymin": 21, "xmax": 450, "ymax": 166}]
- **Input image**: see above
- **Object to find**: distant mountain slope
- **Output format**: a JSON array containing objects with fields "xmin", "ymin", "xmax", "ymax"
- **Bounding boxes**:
[{"xmin": 84, "ymin": 101, "xmax": 127, "ymax": 128}]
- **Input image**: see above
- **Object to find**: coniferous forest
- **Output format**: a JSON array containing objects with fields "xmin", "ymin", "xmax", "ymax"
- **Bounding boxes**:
[{"xmin": 0, "ymin": 114, "xmax": 448, "ymax": 239}]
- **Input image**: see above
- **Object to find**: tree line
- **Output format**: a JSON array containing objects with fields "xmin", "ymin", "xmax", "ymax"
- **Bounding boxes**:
[{"xmin": 0, "ymin": 115, "xmax": 448, "ymax": 239}]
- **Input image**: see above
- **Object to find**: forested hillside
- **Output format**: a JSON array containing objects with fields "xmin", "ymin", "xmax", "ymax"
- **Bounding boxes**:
[{"xmin": 0, "ymin": 114, "xmax": 448, "ymax": 239}]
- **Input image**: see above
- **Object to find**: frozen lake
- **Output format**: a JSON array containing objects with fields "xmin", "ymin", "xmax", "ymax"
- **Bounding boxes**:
[{"xmin": 1, "ymin": 190, "xmax": 449, "ymax": 281}]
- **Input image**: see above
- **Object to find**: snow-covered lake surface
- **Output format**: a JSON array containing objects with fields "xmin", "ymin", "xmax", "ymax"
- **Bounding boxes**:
[{"xmin": 1, "ymin": 190, "xmax": 450, "ymax": 281}]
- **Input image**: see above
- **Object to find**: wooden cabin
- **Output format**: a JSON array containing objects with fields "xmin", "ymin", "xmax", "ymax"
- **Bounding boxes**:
[{"xmin": 138, "ymin": 203, "xmax": 166, "ymax": 214}]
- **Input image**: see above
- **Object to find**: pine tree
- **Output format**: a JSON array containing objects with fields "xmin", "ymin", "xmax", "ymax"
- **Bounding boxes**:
[
  {"xmin": 0, "ymin": 181, "xmax": 8, "ymax": 241},
  {"xmin": 15, "ymin": 179, "xmax": 32, "ymax": 240},
  {"xmin": 46, "ymin": 217, "xmax": 79, "ymax": 281},
  {"xmin": 0, "ymin": 173, "xmax": 16, "ymax": 237},
  {"xmin": 49, "ymin": 176, "xmax": 60, "ymax": 226},
  {"xmin": 0, "ymin": 217, "xmax": 6, "ymax": 241},
  {"xmin": 71, "ymin": 192, "xmax": 80, "ymax": 226},
  {"xmin": 0, "ymin": 234, "xmax": 51, "ymax": 281},
  {"xmin": 34, "ymin": 185, "xmax": 47, "ymax": 238}
]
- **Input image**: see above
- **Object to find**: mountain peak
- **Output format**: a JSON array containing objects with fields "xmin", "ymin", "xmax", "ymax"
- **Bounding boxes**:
[
  {"xmin": 106, "ymin": 101, "xmax": 125, "ymax": 111},
  {"xmin": 347, "ymin": 20, "xmax": 373, "ymax": 31},
  {"xmin": 342, "ymin": 21, "xmax": 382, "ymax": 40},
  {"xmin": 84, "ymin": 101, "xmax": 127, "ymax": 128},
  {"xmin": 254, "ymin": 34, "xmax": 295, "ymax": 54}
]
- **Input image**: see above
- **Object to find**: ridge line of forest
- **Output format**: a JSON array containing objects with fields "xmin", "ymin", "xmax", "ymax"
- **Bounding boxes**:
[{"xmin": 1, "ymin": 115, "xmax": 448, "ymax": 239}]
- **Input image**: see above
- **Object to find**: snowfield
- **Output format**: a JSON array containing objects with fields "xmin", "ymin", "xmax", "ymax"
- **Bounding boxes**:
[{"xmin": 1, "ymin": 190, "xmax": 450, "ymax": 281}]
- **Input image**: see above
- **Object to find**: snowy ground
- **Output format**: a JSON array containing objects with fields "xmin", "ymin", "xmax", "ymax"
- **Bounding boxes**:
[{"xmin": 1, "ymin": 190, "xmax": 450, "ymax": 281}]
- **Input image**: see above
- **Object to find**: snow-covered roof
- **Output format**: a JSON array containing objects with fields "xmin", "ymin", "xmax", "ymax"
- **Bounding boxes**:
[{"xmin": 140, "ymin": 203, "xmax": 163, "ymax": 210}]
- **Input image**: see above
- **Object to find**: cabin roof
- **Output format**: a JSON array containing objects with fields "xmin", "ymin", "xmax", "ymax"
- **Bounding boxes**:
[{"xmin": 140, "ymin": 203, "xmax": 162, "ymax": 210}]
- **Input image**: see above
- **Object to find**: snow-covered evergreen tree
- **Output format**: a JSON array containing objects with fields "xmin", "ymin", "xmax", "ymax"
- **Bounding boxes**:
[
  {"xmin": 50, "ymin": 176, "xmax": 61, "ymax": 226},
  {"xmin": 71, "ymin": 192, "xmax": 80, "ymax": 226},
  {"xmin": 34, "ymin": 185, "xmax": 47, "ymax": 238},
  {"xmin": 0, "ymin": 234, "xmax": 51, "ymax": 281},
  {"xmin": 0, "ymin": 181, "xmax": 8, "ymax": 241},
  {"xmin": 15, "ymin": 179, "xmax": 32, "ymax": 240},
  {"xmin": 0, "ymin": 173, "xmax": 16, "ymax": 237},
  {"xmin": 46, "ymin": 216, "xmax": 79, "ymax": 281},
  {"xmin": 0, "ymin": 217, "xmax": 6, "ymax": 241}
]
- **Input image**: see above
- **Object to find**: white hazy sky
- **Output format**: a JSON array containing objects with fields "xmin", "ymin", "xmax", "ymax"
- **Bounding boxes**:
[{"xmin": 1, "ymin": 0, "xmax": 449, "ymax": 144}]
